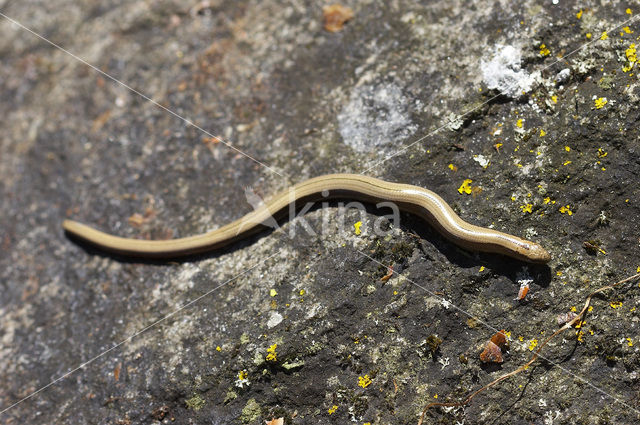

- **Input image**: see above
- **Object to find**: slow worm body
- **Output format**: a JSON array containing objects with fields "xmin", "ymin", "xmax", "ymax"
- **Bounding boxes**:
[{"xmin": 63, "ymin": 174, "xmax": 550, "ymax": 263}]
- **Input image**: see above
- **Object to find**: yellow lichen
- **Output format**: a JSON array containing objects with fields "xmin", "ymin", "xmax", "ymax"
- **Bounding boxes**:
[
  {"xmin": 559, "ymin": 205, "xmax": 573, "ymax": 215},
  {"xmin": 354, "ymin": 221, "xmax": 362, "ymax": 235},
  {"xmin": 600, "ymin": 31, "xmax": 608, "ymax": 40},
  {"xmin": 520, "ymin": 203, "xmax": 533, "ymax": 214},
  {"xmin": 576, "ymin": 10, "xmax": 583, "ymax": 19},
  {"xmin": 328, "ymin": 405, "xmax": 338, "ymax": 415},
  {"xmin": 358, "ymin": 375, "xmax": 372, "ymax": 388},
  {"xmin": 594, "ymin": 97, "xmax": 608, "ymax": 109},
  {"xmin": 610, "ymin": 301, "xmax": 623, "ymax": 309},
  {"xmin": 528, "ymin": 339, "xmax": 538, "ymax": 351},
  {"xmin": 457, "ymin": 179, "xmax": 473, "ymax": 195},
  {"xmin": 539, "ymin": 129, "xmax": 546, "ymax": 137},
  {"xmin": 623, "ymin": 43, "xmax": 637, "ymax": 72},
  {"xmin": 266, "ymin": 344, "xmax": 278, "ymax": 362},
  {"xmin": 539, "ymin": 44, "xmax": 550, "ymax": 56}
]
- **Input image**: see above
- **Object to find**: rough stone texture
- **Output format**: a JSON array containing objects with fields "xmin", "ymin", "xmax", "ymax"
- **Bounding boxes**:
[{"xmin": 1, "ymin": 0, "xmax": 639, "ymax": 424}]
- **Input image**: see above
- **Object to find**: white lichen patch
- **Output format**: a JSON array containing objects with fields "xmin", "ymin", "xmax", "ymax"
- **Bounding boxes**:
[
  {"xmin": 235, "ymin": 374, "xmax": 250, "ymax": 388},
  {"xmin": 304, "ymin": 303, "xmax": 324, "ymax": 320},
  {"xmin": 438, "ymin": 356, "xmax": 450, "ymax": 370},
  {"xmin": 446, "ymin": 112, "xmax": 464, "ymax": 131},
  {"xmin": 473, "ymin": 154, "xmax": 491, "ymax": 169},
  {"xmin": 523, "ymin": 227, "xmax": 540, "ymax": 240},
  {"xmin": 516, "ymin": 268, "xmax": 534, "ymax": 287},
  {"xmin": 555, "ymin": 68, "xmax": 571, "ymax": 84},
  {"xmin": 481, "ymin": 45, "xmax": 536, "ymax": 98},
  {"xmin": 326, "ymin": 375, "xmax": 340, "ymax": 387},
  {"xmin": 175, "ymin": 263, "xmax": 198, "ymax": 291},
  {"xmin": 0, "ymin": 306, "xmax": 35, "ymax": 376},
  {"xmin": 543, "ymin": 409, "xmax": 561, "ymax": 425},
  {"xmin": 337, "ymin": 82, "xmax": 418, "ymax": 153},
  {"xmin": 266, "ymin": 311, "xmax": 283, "ymax": 328}
]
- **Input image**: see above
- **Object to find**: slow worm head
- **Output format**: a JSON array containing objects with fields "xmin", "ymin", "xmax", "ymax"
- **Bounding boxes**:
[{"xmin": 63, "ymin": 174, "xmax": 551, "ymax": 263}]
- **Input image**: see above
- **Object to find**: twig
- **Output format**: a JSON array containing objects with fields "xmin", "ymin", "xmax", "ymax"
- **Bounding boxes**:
[{"xmin": 418, "ymin": 272, "xmax": 640, "ymax": 425}]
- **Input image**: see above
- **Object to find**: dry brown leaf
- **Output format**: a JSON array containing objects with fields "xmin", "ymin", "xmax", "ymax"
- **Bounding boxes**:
[
  {"xmin": 128, "ymin": 213, "xmax": 145, "ymax": 227},
  {"xmin": 380, "ymin": 265, "xmax": 393, "ymax": 282},
  {"xmin": 91, "ymin": 110, "xmax": 111, "ymax": 133},
  {"xmin": 479, "ymin": 330, "xmax": 507, "ymax": 363},
  {"xmin": 323, "ymin": 4, "xmax": 354, "ymax": 32}
]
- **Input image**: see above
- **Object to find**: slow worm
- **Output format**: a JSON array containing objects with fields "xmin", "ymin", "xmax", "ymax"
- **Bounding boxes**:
[{"xmin": 63, "ymin": 174, "xmax": 551, "ymax": 263}]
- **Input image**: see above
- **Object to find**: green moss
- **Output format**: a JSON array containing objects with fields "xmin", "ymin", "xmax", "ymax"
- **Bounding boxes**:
[
  {"xmin": 282, "ymin": 359, "xmax": 305, "ymax": 370},
  {"xmin": 425, "ymin": 334, "xmax": 443, "ymax": 356},
  {"xmin": 253, "ymin": 350, "xmax": 265, "ymax": 366},
  {"xmin": 185, "ymin": 394, "xmax": 205, "ymax": 410},
  {"xmin": 224, "ymin": 390, "xmax": 238, "ymax": 404},
  {"xmin": 391, "ymin": 241, "xmax": 414, "ymax": 258},
  {"xmin": 305, "ymin": 341, "xmax": 324, "ymax": 355},
  {"xmin": 371, "ymin": 239, "xmax": 417, "ymax": 278},
  {"xmin": 240, "ymin": 398, "xmax": 262, "ymax": 423},
  {"xmin": 598, "ymin": 74, "xmax": 615, "ymax": 90}
]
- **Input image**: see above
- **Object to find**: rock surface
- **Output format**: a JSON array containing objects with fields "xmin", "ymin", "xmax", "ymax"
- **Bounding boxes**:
[{"xmin": 1, "ymin": 0, "xmax": 639, "ymax": 424}]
